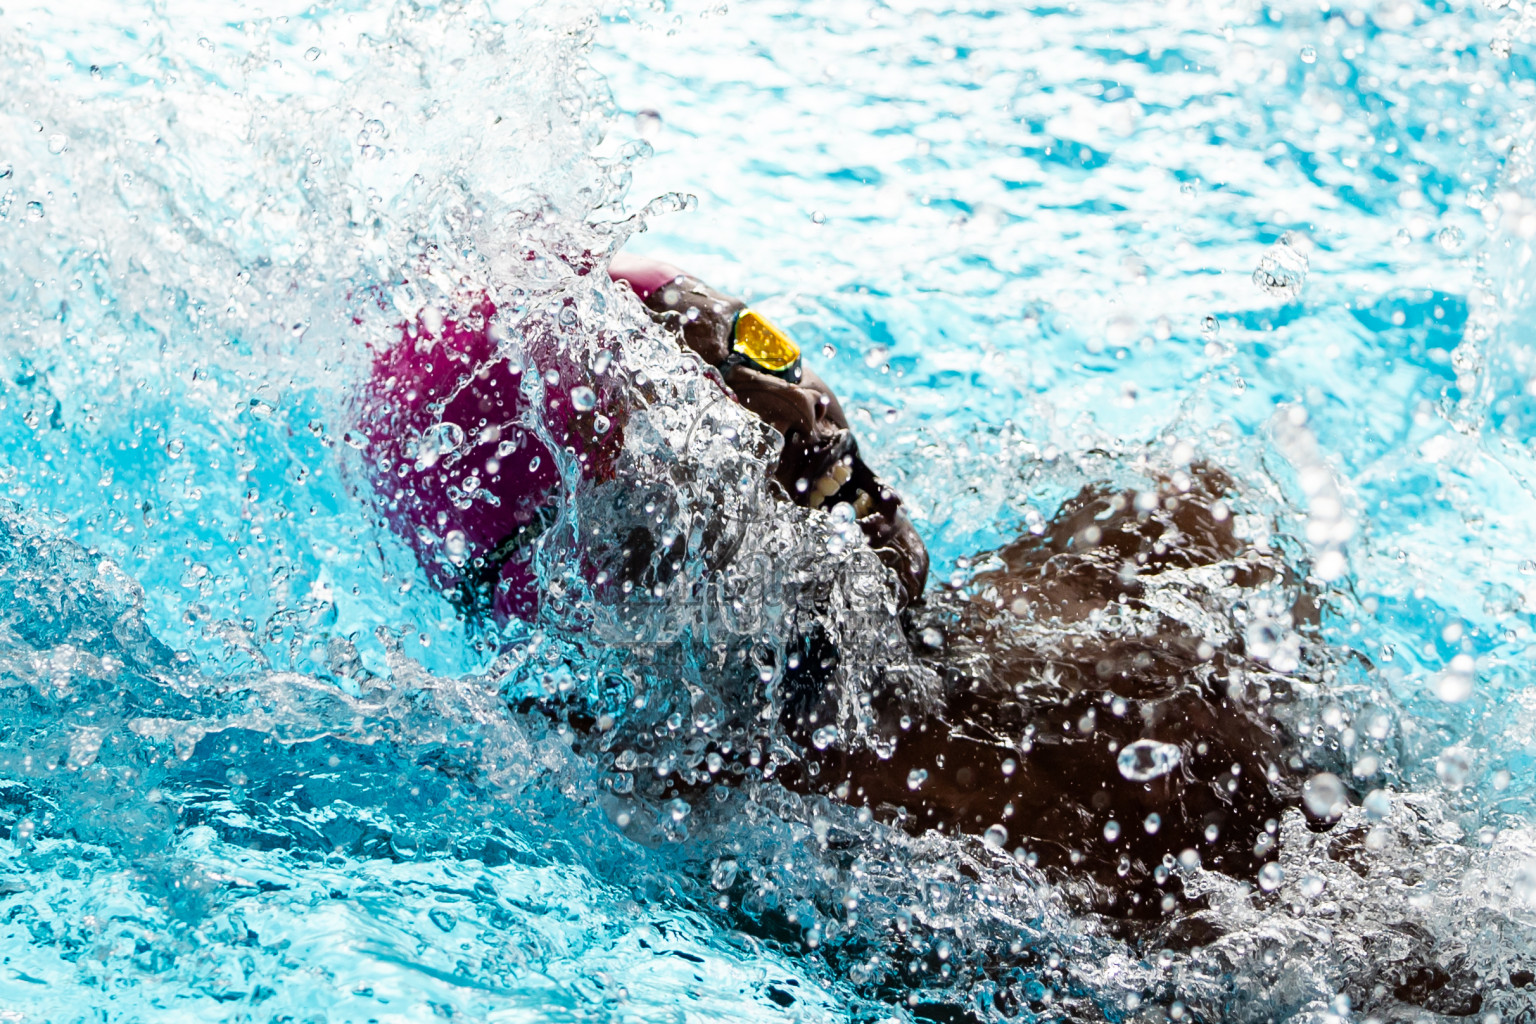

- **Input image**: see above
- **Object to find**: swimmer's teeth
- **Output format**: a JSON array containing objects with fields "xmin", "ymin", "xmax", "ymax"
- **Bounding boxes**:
[
  {"xmin": 806, "ymin": 465, "xmax": 854, "ymax": 510},
  {"xmin": 853, "ymin": 489, "xmax": 874, "ymax": 518}
]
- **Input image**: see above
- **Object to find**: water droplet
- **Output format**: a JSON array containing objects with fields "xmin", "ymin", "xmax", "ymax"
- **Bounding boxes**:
[
  {"xmin": 1436, "ymin": 747, "xmax": 1471, "ymax": 789},
  {"xmin": 1143, "ymin": 812, "xmax": 1161, "ymax": 834},
  {"xmin": 25, "ymin": 201, "xmax": 44, "ymax": 221},
  {"xmin": 570, "ymin": 385, "xmax": 597, "ymax": 412},
  {"xmin": 710, "ymin": 857, "xmax": 738, "ymax": 890},
  {"xmin": 809, "ymin": 210, "xmax": 826, "ymax": 224},
  {"xmin": 1433, "ymin": 653, "xmax": 1474, "ymax": 703},
  {"xmin": 165, "ymin": 438, "xmax": 185, "ymax": 458},
  {"xmin": 304, "ymin": 47, "xmax": 322, "ymax": 62},
  {"xmin": 428, "ymin": 908, "xmax": 456, "ymax": 933},
  {"xmin": 983, "ymin": 824, "xmax": 1008, "ymax": 849},
  {"xmin": 920, "ymin": 627, "xmax": 943, "ymax": 649},
  {"xmin": 1436, "ymin": 225, "xmax": 1464, "ymax": 252},
  {"xmin": 811, "ymin": 725, "xmax": 839, "ymax": 750},
  {"xmin": 425, "ymin": 421, "xmax": 465, "ymax": 454},
  {"xmin": 1362, "ymin": 789, "xmax": 1392, "ymax": 820},
  {"xmin": 1000, "ymin": 757, "xmax": 1016, "ymax": 776},
  {"xmin": 1302, "ymin": 772, "xmax": 1347, "ymax": 818},
  {"xmin": 1258, "ymin": 861, "xmax": 1285, "ymax": 891},
  {"xmin": 664, "ymin": 797, "xmax": 690, "ymax": 822},
  {"xmin": 634, "ymin": 108, "xmax": 662, "ymax": 140},
  {"xmin": 1299, "ymin": 45, "xmax": 1317, "ymax": 64},
  {"xmin": 1103, "ymin": 820, "xmax": 1121, "ymax": 842},
  {"xmin": 444, "ymin": 530, "xmax": 468, "ymax": 566},
  {"xmin": 1116, "ymin": 739, "xmax": 1182, "ymax": 781},
  {"xmin": 906, "ymin": 768, "xmax": 928, "ymax": 791},
  {"xmin": 592, "ymin": 413, "xmax": 611, "ymax": 435},
  {"xmin": 47, "ymin": 133, "xmax": 68, "ymax": 155},
  {"xmin": 1252, "ymin": 232, "xmax": 1310, "ymax": 300}
]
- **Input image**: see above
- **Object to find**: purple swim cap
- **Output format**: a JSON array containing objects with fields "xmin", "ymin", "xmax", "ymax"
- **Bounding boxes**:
[{"xmin": 357, "ymin": 294, "xmax": 625, "ymax": 622}]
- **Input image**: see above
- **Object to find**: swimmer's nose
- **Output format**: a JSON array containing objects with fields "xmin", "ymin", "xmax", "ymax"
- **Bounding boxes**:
[{"xmin": 723, "ymin": 366, "xmax": 844, "ymax": 445}]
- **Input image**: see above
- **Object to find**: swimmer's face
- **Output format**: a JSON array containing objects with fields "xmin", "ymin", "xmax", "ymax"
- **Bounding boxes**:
[
  {"xmin": 723, "ymin": 362, "xmax": 929, "ymax": 606},
  {"xmin": 618, "ymin": 265, "xmax": 928, "ymax": 606}
]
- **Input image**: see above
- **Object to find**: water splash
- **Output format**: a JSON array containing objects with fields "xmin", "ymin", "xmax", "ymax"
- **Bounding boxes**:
[{"xmin": 0, "ymin": 0, "xmax": 1532, "ymax": 1020}]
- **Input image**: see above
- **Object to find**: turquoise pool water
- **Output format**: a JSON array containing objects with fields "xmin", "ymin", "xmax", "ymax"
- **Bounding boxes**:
[{"xmin": 1, "ymin": 0, "xmax": 1535, "ymax": 1020}]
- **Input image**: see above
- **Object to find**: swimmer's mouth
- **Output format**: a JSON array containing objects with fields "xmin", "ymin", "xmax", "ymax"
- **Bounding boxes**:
[
  {"xmin": 792, "ymin": 432, "xmax": 885, "ymax": 513},
  {"xmin": 779, "ymin": 430, "xmax": 928, "ymax": 604}
]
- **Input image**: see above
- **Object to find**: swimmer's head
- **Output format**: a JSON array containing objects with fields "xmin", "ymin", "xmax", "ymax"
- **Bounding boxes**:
[{"xmin": 358, "ymin": 256, "xmax": 926, "ymax": 625}]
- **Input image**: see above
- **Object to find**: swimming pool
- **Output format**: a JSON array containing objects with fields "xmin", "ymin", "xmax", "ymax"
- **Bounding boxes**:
[{"xmin": 1, "ymin": 0, "xmax": 1534, "ymax": 1020}]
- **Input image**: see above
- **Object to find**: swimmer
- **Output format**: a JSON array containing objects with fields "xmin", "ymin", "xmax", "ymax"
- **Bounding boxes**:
[
  {"xmin": 357, "ymin": 253, "xmax": 1292, "ymax": 905},
  {"xmin": 355, "ymin": 255, "xmax": 1486, "ymax": 1016}
]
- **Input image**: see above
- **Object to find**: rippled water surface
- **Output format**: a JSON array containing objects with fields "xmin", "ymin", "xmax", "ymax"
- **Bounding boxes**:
[{"xmin": 2, "ymin": 0, "xmax": 1536, "ymax": 1020}]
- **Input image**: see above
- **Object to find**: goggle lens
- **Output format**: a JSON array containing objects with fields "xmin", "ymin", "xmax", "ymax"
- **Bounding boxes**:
[{"xmin": 733, "ymin": 309, "xmax": 802, "ymax": 379}]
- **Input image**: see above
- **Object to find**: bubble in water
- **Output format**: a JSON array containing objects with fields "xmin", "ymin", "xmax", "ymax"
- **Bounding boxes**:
[
  {"xmin": 25, "ymin": 201, "xmax": 43, "ymax": 220},
  {"xmin": 983, "ymin": 824, "xmax": 1008, "ymax": 849},
  {"xmin": 1116, "ymin": 739, "xmax": 1181, "ymax": 781},
  {"xmin": 1436, "ymin": 747, "xmax": 1472, "ymax": 790},
  {"xmin": 444, "ymin": 530, "xmax": 468, "ymax": 566},
  {"xmin": 1299, "ymin": 46, "xmax": 1317, "ymax": 64},
  {"xmin": 1433, "ymin": 653, "xmax": 1474, "ymax": 703},
  {"xmin": 635, "ymin": 108, "xmax": 662, "ymax": 140},
  {"xmin": 570, "ymin": 385, "xmax": 596, "ymax": 411},
  {"xmin": 906, "ymin": 768, "xmax": 928, "ymax": 791},
  {"xmin": 592, "ymin": 413, "xmax": 611, "ymax": 435},
  {"xmin": 1303, "ymin": 772, "xmax": 1347, "ymax": 819},
  {"xmin": 1299, "ymin": 874, "xmax": 1325, "ymax": 898},
  {"xmin": 304, "ymin": 47, "xmax": 322, "ymax": 62},
  {"xmin": 1252, "ymin": 232, "xmax": 1310, "ymax": 300},
  {"xmin": 1258, "ymin": 861, "xmax": 1285, "ymax": 891},
  {"xmin": 1103, "ymin": 820, "xmax": 1121, "ymax": 842},
  {"xmin": 1436, "ymin": 225, "xmax": 1465, "ymax": 252},
  {"xmin": 47, "ymin": 133, "xmax": 68, "ymax": 154},
  {"xmin": 1199, "ymin": 315, "xmax": 1219, "ymax": 340},
  {"xmin": 1143, "ymin": 812, "xmax": 1161, "ymax": 834},
  {"xmin": 811, "ymin": 725, "xmax": 839, "ymax": 750},
  {"xmin": 165, "ymin": 438, "xmax": 185, "ymax": 458}
]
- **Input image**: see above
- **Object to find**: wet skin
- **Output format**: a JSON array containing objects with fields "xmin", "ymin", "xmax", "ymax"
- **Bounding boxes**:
[
  {"xmin": 610, "ymin": 258, "xmax": 1304, "ymax": 918},
  {"xmin": 785, "ymin": 471, "xmax": 1304, "ymax": 921}
]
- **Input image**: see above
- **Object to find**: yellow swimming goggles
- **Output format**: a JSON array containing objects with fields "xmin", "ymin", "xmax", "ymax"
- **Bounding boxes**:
[{"xmin": 724, "ymin": 309, "xmax": 803, "ymax": 383}]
